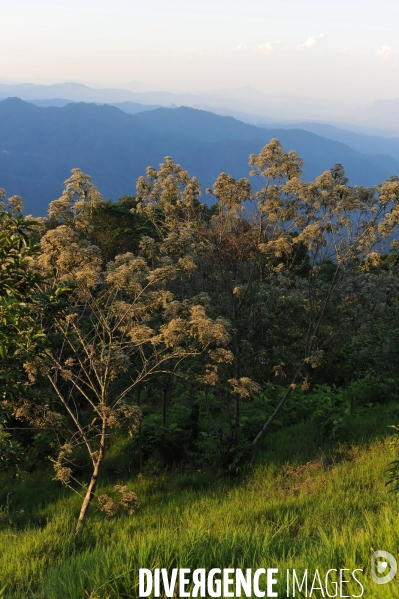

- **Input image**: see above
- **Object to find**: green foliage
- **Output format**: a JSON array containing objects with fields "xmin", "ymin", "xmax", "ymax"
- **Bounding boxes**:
[
  {"xmin": 255, "ymin": 376, "xmax": 398, "ymax": 442},
  {"xmin": 0, "ymin": 410, "xmax": 397, "ymax": 598},
  {"xmin": 0, "ymin": 429, "xmax": 25, "ymax": 474},
  {"xmin": 3, "ymin": 137, "xmax": 399, "ymax": 529},
  {"xmin": 88, "ymin": 196, "xmax": 157, "ymax": 261},
  {"xmin": 3, "ymin": 124, "xmax": 399, "ymax": 598},
  {"xmin": 0, "ymin": 209, "xmax": 71, "ymax": 401}
]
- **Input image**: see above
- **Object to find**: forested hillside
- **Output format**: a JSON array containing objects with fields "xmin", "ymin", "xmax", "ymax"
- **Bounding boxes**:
[
  {"xmin": 2, "ymin": 138, "xmax": 399, "ymax": 597},
  {"xmin": 0, "ymin": 98, "xmax": 398, "ymax": 214},
  {"xmin": 2, "ymin": 137, "xmax": 399, "ymax": 500}
]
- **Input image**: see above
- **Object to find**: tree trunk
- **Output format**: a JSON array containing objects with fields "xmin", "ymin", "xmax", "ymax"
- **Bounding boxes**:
[
  {"xmin": 138, "ymin": 388, "xmax": 143, "ymax": 472},
  {"xmin": 76, "ymin": 421, "xmax": 107, "ymax": 531},
  {"xmin": 251, "ymin": 369, "xmax": 301, "ymax": 449}
]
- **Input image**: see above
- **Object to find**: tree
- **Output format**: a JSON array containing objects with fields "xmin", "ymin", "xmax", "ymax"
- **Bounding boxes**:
[
  {"xmin": 249, "ymin": 153, "xmax": 399, "ymax": 447},
  {"xmin": 134, "ymin": 154, "xmax": 304, "ymax": 451},
  {"xmin": 0, "ymin": 193, "xmax": 71, "ymax": 475},
  {"xmin": 26, "ymin": 172, "xmax": 232, "ymax": 528},
  {"xmin": 0, "ymin": 192, "xmax": 70, "ymax": 403},
  {"xmin": 135, "ymin": 155, "xmax": 205, "ymax": 237},
  {"xmin": 87, "ymin": 196, "xmax": 157, "ymax": 262}
]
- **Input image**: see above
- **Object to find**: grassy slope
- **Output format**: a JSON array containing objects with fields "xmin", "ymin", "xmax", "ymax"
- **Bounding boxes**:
[{"xmin": 1, "ymin": 406, "xmax": 399, "ymax": 598}]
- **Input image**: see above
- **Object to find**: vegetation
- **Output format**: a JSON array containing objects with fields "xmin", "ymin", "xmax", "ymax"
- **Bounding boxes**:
[
  {"xmin": 0, "ymin": 412, "xmax": 399, "ymax": 598},
  {"xmin": 1, "ymin": 138, "xmax": 399, "ymax": 596}
]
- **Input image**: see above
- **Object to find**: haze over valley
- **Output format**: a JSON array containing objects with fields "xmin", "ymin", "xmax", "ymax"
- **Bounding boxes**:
[
  {"xmin": 1, "ymin": 95, "xmax": 399, "ymax": 214},
  {"xmin": 2, "ymin": 80, "xmax": 399, "ymax": 132}
]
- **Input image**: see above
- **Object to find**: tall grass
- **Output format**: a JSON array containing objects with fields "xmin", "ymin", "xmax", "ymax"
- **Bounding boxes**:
[{"xmin": 1, "ymin": 404, "xmax": 399, "ymax": 598}]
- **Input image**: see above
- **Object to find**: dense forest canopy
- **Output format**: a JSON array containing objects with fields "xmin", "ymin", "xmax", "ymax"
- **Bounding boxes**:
[{"xmin": 2, "ymin": 138, "xmax": 399, "ymax": 527}]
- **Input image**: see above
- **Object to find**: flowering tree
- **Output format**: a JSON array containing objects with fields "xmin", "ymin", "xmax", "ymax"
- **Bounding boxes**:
[
  {"xmin": 26, "ymin": 171, "xmax": 231, "ymax": 528},
  {"xmin": 249, "ymin": 145, "xmax": 399, "ymax": 447}
]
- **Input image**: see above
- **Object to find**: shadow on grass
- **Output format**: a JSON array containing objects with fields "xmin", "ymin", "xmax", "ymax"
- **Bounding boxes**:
[
  {"xmin": 1, "ymin": 401, "xmax": 398, "ymax": 537},
  {"xmin": 254, "ymin": 400, "xmax": 399, "ymax": 467}
]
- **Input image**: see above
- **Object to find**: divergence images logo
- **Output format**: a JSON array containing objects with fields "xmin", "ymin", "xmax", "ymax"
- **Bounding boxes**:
[{"xmin": 371, "ymin": 550, "xmax": 397, "ymax": 584}]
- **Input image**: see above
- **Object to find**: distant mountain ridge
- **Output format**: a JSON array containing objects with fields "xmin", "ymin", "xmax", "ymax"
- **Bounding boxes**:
[
  {"xmin": 0, "ymin": 98, "xmax": 398, "ymax": 215},
  {"xmin": 30, "ymin": 98, "xmax": 162, "ymax": 114},
  {"xmin": 272, "ymin": 122, "xmax": 399, "ymax": 163},
  {"xmin": 1, "ymin": 80, "xmax": 399, "ymax": 131}
]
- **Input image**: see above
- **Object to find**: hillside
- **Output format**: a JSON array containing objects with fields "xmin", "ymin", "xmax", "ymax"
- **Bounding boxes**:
[
  {"xmin": 0, "ymin": 98, "xmax": 398, "ymax": 214},
  {"xmin": 0, "ymin": 407, "xmax": 397, "ymax": 598}
]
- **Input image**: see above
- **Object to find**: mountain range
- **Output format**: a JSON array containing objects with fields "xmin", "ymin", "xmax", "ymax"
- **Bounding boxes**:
[
  {"xmin": 1, "ymin": 81, "xmax": 399, "ymax": 131},
  {"xmin": 0, "ymin": 98, "xmax": 398, "ymax": 215}
]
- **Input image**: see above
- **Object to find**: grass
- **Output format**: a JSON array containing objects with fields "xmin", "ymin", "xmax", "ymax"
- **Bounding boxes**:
[{"xmin": 1, "ymin": 404, "xmax": 399, "ymax": 598}]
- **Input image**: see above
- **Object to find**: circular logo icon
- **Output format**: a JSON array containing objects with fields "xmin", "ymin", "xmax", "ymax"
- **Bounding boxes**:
[{"xmin": 371, "ymin": 550, "xmax": 397, "ymax": 584}]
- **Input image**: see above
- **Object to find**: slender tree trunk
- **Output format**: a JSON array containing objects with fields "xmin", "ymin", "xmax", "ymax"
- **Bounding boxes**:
[
  {"xmin": 251, "ymin": 369, "xmax": 302, "ymax": 449},
  {"xmin": 138, "ymin": 388, "xmax": 143, "ymax": 472},
  {"xmin": 76, "ymin": 420, "xmax": 107, "ymax": 531}
]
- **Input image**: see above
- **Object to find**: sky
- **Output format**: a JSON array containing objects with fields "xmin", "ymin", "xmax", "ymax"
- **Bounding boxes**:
[{"xmin": 1, "ymin": 0, "xmax": 398, "ymax": 103}]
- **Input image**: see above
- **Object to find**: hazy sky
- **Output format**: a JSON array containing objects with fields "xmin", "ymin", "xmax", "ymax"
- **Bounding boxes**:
[{"xmin": 1, "ymin": 0, "xmax": 398, "ymax": 101}]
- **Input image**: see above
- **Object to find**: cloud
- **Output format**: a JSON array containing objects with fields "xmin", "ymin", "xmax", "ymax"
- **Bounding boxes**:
[
  {"xmin": 257, "ymin": 42, "xmax": 273, "ymax": 55},
  {"xmin": 297, "ymin": 34, "xmax": 324, "ymax": 51},
  {"xmin": 376, "ymin": 45, "xmax": 392, "ymax": 61},
  {"xmin": 235, "ymin": 42, "xmax": 274, "ymax": 55}
]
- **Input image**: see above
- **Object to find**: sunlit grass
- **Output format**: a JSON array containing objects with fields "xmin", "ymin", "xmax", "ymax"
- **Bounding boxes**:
[{"xmin": 1, "ymin": 405, "xmax": 399, "ymax": 598}]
